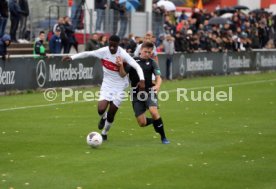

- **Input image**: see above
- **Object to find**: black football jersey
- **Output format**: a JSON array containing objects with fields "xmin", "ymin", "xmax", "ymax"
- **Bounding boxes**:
[{"xmin": 124, "ymin": 57, "xmax": 161, "ymax": 92}]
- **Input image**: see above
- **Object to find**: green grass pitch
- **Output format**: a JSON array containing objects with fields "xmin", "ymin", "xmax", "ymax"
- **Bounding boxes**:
[{"xmin": 0, "ymin": 72, "xmax": 276, "ymax": 189}]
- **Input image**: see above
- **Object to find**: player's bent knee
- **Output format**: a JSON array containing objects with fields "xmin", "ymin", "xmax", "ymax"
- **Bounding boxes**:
[
  {"xmin": 98, "ymin": 108, "xmax": 106, "ymax": 116},
  {"xmin": 137, "ymin": 118, "xmax": 147, "ymax": 127},
  {"xmin": 149, "ymin": 107, "xmax": 159, "ymax": 119},
  {"xmin": 138, "ymin": 120, "xmax": 147, "ymax": 127},
  {"xmin": 150, "ymin": 112, "xmax": 160, "ymax": 120}
]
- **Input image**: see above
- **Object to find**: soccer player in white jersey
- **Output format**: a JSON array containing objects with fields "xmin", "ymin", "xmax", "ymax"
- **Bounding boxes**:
[{"xmin": 62, "ymin": 35, "xmax": 145, "ymax": 141}]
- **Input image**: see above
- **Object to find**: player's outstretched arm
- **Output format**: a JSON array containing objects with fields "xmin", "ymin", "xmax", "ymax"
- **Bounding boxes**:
[
  {"xmin": 62, "ymin": 49, "xmax": 103, "ymax": 62},
  {"xmin": 62, "ymin": 56, "xmax": 72, "ymax": 62},
  {"xmin": 122, "ymin": 50, "xmax": 145, "ymax": 90},
  {"xmin": 123, "ymin": 52, "xmax": 144, "ymax": 80},
  {"xmin": 71, "ymin": 51, "xmax": 97, "ymax": 60}
]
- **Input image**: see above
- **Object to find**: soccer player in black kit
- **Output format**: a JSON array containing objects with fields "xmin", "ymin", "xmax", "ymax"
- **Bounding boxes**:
[{"xmin": 116, "ymin": 42, "xmax": 170, "ymax": 144}]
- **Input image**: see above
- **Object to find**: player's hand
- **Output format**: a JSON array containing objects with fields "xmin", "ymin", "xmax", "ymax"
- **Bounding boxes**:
[
  {"xmin": 152, "ymin": 85, "xmax": 160, "ymax": 93},
  {"xmin": 116, "ymin": 56, "xmax": 123, "ymax": 67},
  {"xmin": 137, "ymin": 80, "xmax": 145, "ymax": 91},
  {"xmin": 62, "ymin": 56, "xmax": 72, "ymax": 62}
]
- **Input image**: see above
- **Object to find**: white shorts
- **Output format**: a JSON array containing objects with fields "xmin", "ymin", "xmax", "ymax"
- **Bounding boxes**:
[{"xmin": 98, "ymin": 86, "xmax": 127, "ymax": 108}]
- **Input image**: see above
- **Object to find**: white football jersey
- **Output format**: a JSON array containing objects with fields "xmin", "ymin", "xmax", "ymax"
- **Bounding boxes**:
[{"xmin": 71, "ymin": 46, "xmax": 144, "ymax": 90}]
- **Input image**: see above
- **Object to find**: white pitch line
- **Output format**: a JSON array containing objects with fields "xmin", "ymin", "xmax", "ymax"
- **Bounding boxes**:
[
  {"xmin": 0, "ymin": 78, "xmax": 275, "ymax": 112},
  {"xmin": 165, "ymin": 78, "xmax": 276, "ymax": 93},
  {"xmin": 0, "ymin": 100, "xmax": 87, "ymax": 112}
]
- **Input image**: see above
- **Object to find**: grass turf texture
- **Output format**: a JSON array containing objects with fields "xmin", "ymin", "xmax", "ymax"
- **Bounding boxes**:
[{"xmin": 0, "ymin": 72, "xmax": 276, "ymax": 189}]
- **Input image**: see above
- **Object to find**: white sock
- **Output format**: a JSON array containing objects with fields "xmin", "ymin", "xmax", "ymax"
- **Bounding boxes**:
[
  {"xmin": 102, "ymin": 120, "xmax": 112, "ymax": 135},
  {"xmin": 100, "ymin": 112, "xmax": 107, "ymax": 119}
]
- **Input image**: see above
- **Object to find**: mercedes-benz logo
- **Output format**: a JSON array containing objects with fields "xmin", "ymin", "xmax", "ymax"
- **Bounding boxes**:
[{"xmin": 36, "ymin": 60, "xmax": 47, "ymax": 87}]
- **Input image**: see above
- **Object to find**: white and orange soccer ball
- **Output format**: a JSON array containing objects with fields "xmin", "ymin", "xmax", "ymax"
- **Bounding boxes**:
[{"xmin": 86, "ymin": 132, "xmax": 103, "ymax": 148}]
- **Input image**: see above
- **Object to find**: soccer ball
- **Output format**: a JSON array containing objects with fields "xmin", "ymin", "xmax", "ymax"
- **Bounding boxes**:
[{"xmin": 86, "ymin": 132, "xmax": 103, "ymax": 148}]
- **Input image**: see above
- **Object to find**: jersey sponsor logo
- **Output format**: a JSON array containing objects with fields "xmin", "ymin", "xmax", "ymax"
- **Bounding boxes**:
[{"xmin": 101, "ymin": 59, "xmax": 119, "ymax": 72}]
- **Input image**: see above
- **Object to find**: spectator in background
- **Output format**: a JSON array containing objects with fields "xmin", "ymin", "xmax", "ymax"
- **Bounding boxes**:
[
  {"xmin": 9, "ymin": 0, "xmax": 24, "ymax": 42},
  {"xmin": 119, "ymin": 37, "xmax": 130, "ymax": 51},
  {"xmin": 110, "ymin": 0, "xmax": 121, "ymax": 35},
  {"xmin": 135, "ymin": 36, "xmax": 143, "ymax": 45},
  {"xmin": 156, "ymin": 43, "xmax": 164, "ymax": 52},
  {"xmin": 251, "ymin": 23, "xmax": 261, "ymax": 48},
  {"xmin": 210, "ymin": 32, "xmax": 220, "ymax": 52},
  {"xmin": 95, "ymin": 0, "xmax": 107, "ymax": 33},
  {"xmin": 258, "ymin": 21, "xmax": 269, "ymax": 48},
  {"xmin": 0, "ymin": 0, "xmax": 9, "ymax": 37},
  {"xmin": 134, "ymin": 33, "xmax": 158, "ymax": 63},
  {"xmin": 84, "ymin": 32, "xmax": 100, "ymax": 67},
  {"xmin": 118, "ymin": 3, "xmax": 128, "ymax": 38},
  {"xmin": 85, "ymin": 33, "xmax": 100, "ymax": 51},
  {"xmin": 53, "ymin": 17, "xmax": 68, "ymax": 53},
  {"xmin": 174, "ymin": 31, "xmax": 184, "ymax": 52},
  {"xmin": 64, "ymin": 16, "xmax": 78, "ymax": 53},
  {"xmin": 18, "ymin": 0, "xmax": 29, "ymax": 42},
  {"xmin": 176, "ymin": 19, "xmax": 187, "ymax": 33},
  {"xmin": 152, "ymin": 2, "xmax": 165, "ymax": 38},
  {"xmin": 152, "ymin": 35, "xmax": 157, "ymax": 45},
  {"xmin": 163, "ymin": 34, "xmax": 174, "ymax": 80},
  {"xmin": 33, "ymin": 31, "xmax": 46, "ymax": 57},
  {"xmin": 178, "ymin": 10, "xmax": 188, "ymax": 22},
  {"xmin": 164, "ymin": 15, "xmax": 176, "ymax": 36},
  {"xmin": 99, "ymin": 34, "xmax": 108, "ymax": 47},
  {"xmin": 71, "ymin": 0, "xmax": 83, "ymax": 30},
  {"xmin": 127, "ymin": 33, "xmax": 137, "ymax": 54},
  {"xmin": 0, "ymin": 34, "xmax": 11, "ymax": 61},
  {"xmin": 183, "ymin": 29, "xmax": 193, "ymax": 52},
  {"xmin": 49, "ymin": 26, "xmax": 62, "ymax": 54}
]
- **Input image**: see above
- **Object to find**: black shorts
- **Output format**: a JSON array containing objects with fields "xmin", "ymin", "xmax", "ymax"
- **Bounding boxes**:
[{"xmin": 131, "ymin": 91, "xmax": 158, "ymax": 117}]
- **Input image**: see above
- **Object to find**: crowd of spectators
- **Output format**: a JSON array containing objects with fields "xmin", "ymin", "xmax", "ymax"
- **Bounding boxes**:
[
  {"xmin": 91, "ymin": 4, "xmax": 276, "ymax": 54},
  {"xmin": 152, "ymin": 4, "xmax": 276, "ymax": 53}
]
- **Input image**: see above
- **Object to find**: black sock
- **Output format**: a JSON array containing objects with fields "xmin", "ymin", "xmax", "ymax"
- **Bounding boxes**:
[
  {"xmin": 146, "ymin": 118, "xmax": 153, "ymax": 126},
  {"xmin": 153, "ymin": 117, "xmax": 166, "ymax": 139}
]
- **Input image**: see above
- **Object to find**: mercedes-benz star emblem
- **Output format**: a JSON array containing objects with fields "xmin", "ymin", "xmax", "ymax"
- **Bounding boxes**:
[{"xmin": 36, "ymin": 60, "xmax": 47, "ymax": 87}]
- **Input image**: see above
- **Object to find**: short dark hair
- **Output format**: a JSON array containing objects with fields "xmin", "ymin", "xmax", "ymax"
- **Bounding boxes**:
[
  {"xmin": 39, "ymin": 31, "xmax": 45, "ymax": 35},
  {"xmin": 109, "ymin": 35, "xmax": 120, "ymax": 43},
  {"xmin": 141, "ymin": 42, "xmax": 154, "ymax": 49}
]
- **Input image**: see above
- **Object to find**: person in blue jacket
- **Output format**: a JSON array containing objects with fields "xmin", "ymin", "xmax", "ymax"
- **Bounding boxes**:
[
  {"xmin": 49, "ymin": 26, "xmax": 62, "ymax": 54},
  {"xmin": 0, "ymin": 34, "xmax": 11, "ymax": 60}
]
